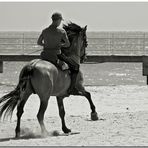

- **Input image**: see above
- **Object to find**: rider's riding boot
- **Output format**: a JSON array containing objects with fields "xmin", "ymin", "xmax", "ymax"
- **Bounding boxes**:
[
  {"xmin": 56, "ymin": 59, "xmax": 69, "ymax": 70},
  {"xmin": 67, "ymin": 72, "xmax": 78, "ymax": 94}
]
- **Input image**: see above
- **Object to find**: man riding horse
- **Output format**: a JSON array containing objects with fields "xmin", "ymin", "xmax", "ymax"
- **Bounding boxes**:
[
  {"xmin": 0, "ymin": 13, "xmax": 98, "ymax": 138},
  {"xmin": 37, "ymin": 12, "xmax": 80, "ymax": 95}
]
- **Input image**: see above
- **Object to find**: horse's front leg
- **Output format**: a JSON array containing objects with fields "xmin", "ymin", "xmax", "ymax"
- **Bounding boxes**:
[
  {"xmin": 75, "ymin": 86, "xmax": 99, "ymax": 121},
  {"xmin": 82, "ymin": 91, "xmax": 98, "ymax": 121},
  {"xmin": 56, "ymin": 97, "xmax": 71, "ymax": 133},
  {"xmin": 76, "ymin": 71, "xmax": 98, "ymax": 121}
]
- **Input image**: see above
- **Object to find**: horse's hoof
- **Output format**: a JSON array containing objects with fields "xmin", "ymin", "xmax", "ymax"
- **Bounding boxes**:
[
  {"xmin": 15, "ymin": 133, "xmax": 20, "ymax": 139},
  {"xmin": 41, "ymin": 130, "xmax": 49, "ymax": 138},
  {"xmin": 52, "ymin": 130, "xmax": 60, "ymax": 136},
  {"xmin": 63, "ymin": 127, "xmax": 71, "ymax": 134},
  {"xmin": 91, "ymin": 112, "xmax": 99, "ymax": 121}
]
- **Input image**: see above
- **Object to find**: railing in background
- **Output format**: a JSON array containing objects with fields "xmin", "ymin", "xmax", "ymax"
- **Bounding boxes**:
[
  {"xmin": 87, "ymin": 32, "xmax": 148, "ymax": 55},
  {"xmin": 1, "ymin": 31, "xmax": 148, "ymax": 55}
]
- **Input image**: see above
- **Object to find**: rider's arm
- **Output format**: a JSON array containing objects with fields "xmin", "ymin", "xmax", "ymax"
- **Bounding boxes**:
[
  {"xmin": 61, "ymin": 30, "xmax": 70, "ymax": 48},
  {"xmin": 37, "ymin": 32, "xmax": 44, "ymax": 46}
]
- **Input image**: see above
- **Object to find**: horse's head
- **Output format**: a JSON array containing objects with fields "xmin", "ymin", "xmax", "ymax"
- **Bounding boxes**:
[{"xmin": 62, "ymin": 22, "xmax": 88, "ymax": 63}]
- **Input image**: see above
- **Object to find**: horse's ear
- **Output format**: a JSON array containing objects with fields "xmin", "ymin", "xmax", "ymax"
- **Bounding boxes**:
[{"xmin": 84, "ymin": 25, "xmax": 87, "ymax": 31}]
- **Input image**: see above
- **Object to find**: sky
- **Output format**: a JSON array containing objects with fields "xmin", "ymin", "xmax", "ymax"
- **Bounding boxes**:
[{"xmin": 0, "ymin": 2, "xmax": 148, "ymax": 31}]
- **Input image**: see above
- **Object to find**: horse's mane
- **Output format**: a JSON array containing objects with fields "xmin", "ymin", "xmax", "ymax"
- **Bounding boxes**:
[
  {"xmin": 61, "ymin": 22, "xmax": 86, "ymax": 56},
  {"xmin": 63, "ymin": 22, "xmax": 82, "ymax": 35}
]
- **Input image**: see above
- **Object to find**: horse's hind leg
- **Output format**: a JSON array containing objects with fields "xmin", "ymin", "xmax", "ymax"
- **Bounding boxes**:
[
  {"xmin": 15, "ymin": 90, "xmax": 31, "ymax": 138},
  {"xmin": 37, "ymin": 96, "xmax": 49, "ymax": 136},
  {"xmin": 56, "ymin": 97, "xmax": 71, "ymax": 133}
]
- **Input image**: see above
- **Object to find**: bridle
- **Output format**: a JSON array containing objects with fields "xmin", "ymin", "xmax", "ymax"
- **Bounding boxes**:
[
  {"xmin": 80, "ymin": 31, "xmax": 88, "ymax": 63},
  {"xmin": 67, "ymin": 30, "xmax": 88, "ymax": 63}
]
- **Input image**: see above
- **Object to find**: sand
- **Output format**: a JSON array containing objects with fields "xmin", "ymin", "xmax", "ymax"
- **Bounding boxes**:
[{"xmin": 0, "ymin": 85, "xmax": 148, "ymax": 146}]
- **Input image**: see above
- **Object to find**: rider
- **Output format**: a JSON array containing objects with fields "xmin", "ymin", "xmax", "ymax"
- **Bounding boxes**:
[
  {"xmin": 37, "ymin": 12, "xmax": 70, "ymax": 65},
  {"xmin": 37, "ymin": 12, "xmax": 80, "ymax": 94}
]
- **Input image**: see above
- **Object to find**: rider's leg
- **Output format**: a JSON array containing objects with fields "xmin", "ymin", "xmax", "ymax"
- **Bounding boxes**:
[
  {"xmin": 67, "ymin": 69, "xmax": 79, "ymax": 94},
  {"xmin": 57, "ymin": 54, "xmax": 80, "ymax": 94},
  {"xmin": 56, "ymin": 59, "xmax": 69, "ymax": 70}
]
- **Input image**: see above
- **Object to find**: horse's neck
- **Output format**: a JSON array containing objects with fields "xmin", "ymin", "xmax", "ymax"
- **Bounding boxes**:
[{"xmin": 68, "ymin": 37, "xmax": 80, "ymax": 58}]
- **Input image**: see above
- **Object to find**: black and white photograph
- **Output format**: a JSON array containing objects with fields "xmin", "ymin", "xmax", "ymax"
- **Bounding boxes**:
[{"xmin": 0, "ymin": 0, "xmax": 148, "ymax": 146}]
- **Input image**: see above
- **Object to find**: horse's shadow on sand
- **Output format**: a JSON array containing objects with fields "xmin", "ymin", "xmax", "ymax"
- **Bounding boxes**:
[
  {"xmin": 0, "ymin": 134, "xmax": 42, "ymax": 142},
  {"xmin": 0, "ymin": 131, "xmax": 80, "ymax": 143}
]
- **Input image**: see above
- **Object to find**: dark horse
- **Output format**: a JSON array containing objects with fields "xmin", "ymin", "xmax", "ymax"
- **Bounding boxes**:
[{"xmin": 0, "ymin": 23, "xmax": 98, "ymax": 138}]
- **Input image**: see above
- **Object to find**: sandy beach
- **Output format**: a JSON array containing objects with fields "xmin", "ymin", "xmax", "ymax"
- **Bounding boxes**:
[{"xmin": 0, "ymin": 85, "xmax": 148, "ymax": 146}]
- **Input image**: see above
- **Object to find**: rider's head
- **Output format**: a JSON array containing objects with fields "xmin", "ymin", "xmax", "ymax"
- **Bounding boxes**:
[{"xmin": 51, "ymin": 12, "xmax": 63, "ymax": 27}]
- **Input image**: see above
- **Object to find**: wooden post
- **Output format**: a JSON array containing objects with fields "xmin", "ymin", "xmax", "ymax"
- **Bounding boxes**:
[
  {"xmin": 143, "ymin": 56, "xmax": 148, "ymax": 75},
  {"xmin": 142, "ymin": 56, "xmax": 148, "ymax": 85},
  {"xmin": 0, "ymin": 61, "xmax": 3, "ymax": 73}
]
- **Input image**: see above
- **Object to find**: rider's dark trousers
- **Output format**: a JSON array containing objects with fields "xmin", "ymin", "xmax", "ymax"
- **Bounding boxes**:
[
  {"xmin": 40, "ymin": 50, "xmax": 58, "ymax": 64},
  {"xmin": 57, "ymin": 53, "xmax": 79, "ymax": 71},
  {"xmin": 57, "ymin": 53, "xmax": 80, "ymax": 92}
]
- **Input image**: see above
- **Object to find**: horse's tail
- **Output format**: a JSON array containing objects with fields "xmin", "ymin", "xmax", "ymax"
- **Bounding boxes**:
[{"xmin": 0, "ymin": 63, "xmax": 35, "ymax": 120}]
